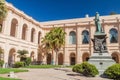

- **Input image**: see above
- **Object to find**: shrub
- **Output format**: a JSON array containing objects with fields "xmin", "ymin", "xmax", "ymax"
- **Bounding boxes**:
[
  {"xmin": 72, "ymin": 62, "xmax": 99, "ymax": 77},
  {"xmin": 0, "ymin": 60, "xmax": 4, "ymax": 67},
  {"xmin": 72, "ymin": 64, "xmax": 83, "ymax": 73},
  {"xmin": 104, "ymin": 64, "xmax": 120, "ymax": 80},
  {"xmin": 25, "ymin": 57, "xmax": 31, "ymax": 66},
  {"xmin": 14, "ymin": 61, "xmax": 24, "ymax": 68}
]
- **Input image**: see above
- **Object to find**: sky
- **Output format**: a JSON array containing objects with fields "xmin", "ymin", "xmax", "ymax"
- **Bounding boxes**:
[{"xmin": 6, "ymin": 0, "xmax": 120, "ymax": 22}]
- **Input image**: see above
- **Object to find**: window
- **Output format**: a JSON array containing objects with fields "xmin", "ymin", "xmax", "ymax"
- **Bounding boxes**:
[
  {"xmin": 109, "ymin": 28, "xmax": 118, "ymax": 43},
  {"xmin": 69, "ymin": 31, "xmax": 76, "ymax": 44},
  {"xmin": 31, "ymin": 28, "xmax": 35, "ymax": 42},
  {"xmin": 10, "ymin": 19, "xmax": 18, "ymax": 37},
  {"xmin": 22, "ymin": 24, "xmax": 27, "ymax": 40},
  {"xmin": 82, "ymin": 30, "xmax": 89, "ymax": 44}
]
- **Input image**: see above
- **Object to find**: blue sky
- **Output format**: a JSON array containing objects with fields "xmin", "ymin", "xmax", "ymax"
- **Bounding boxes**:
[{"xmin": 6, "ymin": 0, "xmax": 120, "ymax": 22}]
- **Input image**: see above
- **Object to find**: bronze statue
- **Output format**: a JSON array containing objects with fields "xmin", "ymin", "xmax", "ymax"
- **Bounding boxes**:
[
  {"xmin": 94, "ymin": 12, "xmax": 103, "ymax": 33},
  {"xmin": 92, "ymin": 12, "xmax": 107, "ymax": 53}
]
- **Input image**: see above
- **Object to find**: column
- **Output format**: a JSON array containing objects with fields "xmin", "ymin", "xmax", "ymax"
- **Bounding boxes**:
[
  {"xmin": 116, "ymin": 18, "xmax": 120, "ymax": 52},
  {"xmin": 27, "ymin": 23, "xmax": 32, "ymax": 42},
  {"xmin": 75, "ymin": 23, "xmax": 78, "ymax": 64},
  {"xmin": 64, "ymin": 48, "xmax": 70, "ymax": 66},
  {"xmin": 3, "ymin": 43, "xmax": 9, "ymax": 68},
  {"xmin": 63, "ymin": 25, "xmax": 70, "ymax": 65},
  {"xmin": 17, "ymin": 17, "xmax": 23, "ymax": 39},
  {"xmin": 3, "ymin": 11, "xmax": 12, "ymax": 35},
  {"xmin": 35, "ymin": 29, "xmax": 38, "ymax": 44}
]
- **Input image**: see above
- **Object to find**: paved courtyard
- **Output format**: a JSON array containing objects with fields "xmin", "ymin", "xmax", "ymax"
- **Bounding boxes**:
[{"xmin": 2, "ymin": 68, "xmax": 111, "ymax": 80}]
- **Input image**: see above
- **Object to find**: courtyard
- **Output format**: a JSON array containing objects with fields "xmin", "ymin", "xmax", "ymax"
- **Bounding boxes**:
[{"xmin": 1, "ymin": 68, "xmax": 111, "ymax": 80}]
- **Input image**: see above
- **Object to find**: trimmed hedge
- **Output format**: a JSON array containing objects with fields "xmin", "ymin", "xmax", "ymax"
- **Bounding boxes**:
[
  {"xmin": 14, "ymin": 61, "xmax": 24, "ymax": 68},
  {"xmin": 104, "ymin": 64, "xmax": 120, "ymax": 80},
  {"xmin": 72, "ymin": 62, "xmax": 99, "ymax": 77}
]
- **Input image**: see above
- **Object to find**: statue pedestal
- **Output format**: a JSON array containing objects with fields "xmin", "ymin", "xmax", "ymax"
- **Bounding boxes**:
[
  {"xmin": 89, "ymin": 33, "xmax": 116, "ymax": 75},
  {"xmin": 88, "ymin": 52, "xmax": 115, "ymax": 75}
]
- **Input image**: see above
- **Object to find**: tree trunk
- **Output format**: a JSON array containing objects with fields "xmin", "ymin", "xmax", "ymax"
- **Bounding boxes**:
[
  {"xmin": 51, "ymin": 50, "xmax": 54, "ymax": 65},
  {"xmin": 55, "ymin": 51, "xmax": 58, "ymax": 65}
]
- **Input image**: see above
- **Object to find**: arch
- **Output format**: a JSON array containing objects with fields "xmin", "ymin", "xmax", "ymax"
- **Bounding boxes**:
[
  {"xmin": 38, "ymin": 31, "xmax": 41, "ymax": 44},
  {"xmin": 8, "ymin": 48, "xmax": 16, "ymax": 67},
  {"xmin": 82, "ymin": 30, "xmax": 89, "ymax": 44},
  {"xmin": 111, "ymin": 52, "xmax": 120, "ymax": 63},
  {"xmin": 22, "ymin": 24, "xmax": 28, "ymax": 40},
  {"xmin": 38, "ymin": 53, "xmax": 42, "ymax": 61},
  {"xmin": 47, "ymin": 53, "xmax": 52, "ymax": 64},
  {"xmin": 0, "ymin": 21, "xmax": 3, "ymax": 33},
  {"xmin": 31, "ymin": 28, "xmax": 35, "ymax": 42},
  {"xmin": 82, "ymin": 52, "xmax": 90, "ymax": 62},
  {"xmin": 69, "ymin": 31, "xmax": 76, "ymax": 44},
  {"xmin": 30, "ymin": 51, "xmax": 35, "ymax": 62},
  {"xmin": 70, "ymin": 53, "xmax": 76, "ymax": 65},
  {"xmin": 109, "ymin": 28, "xmax": 118, "ymax": 43},
  {"xmin": 10, "ymin": 18, "xmax": 18, "ymax": 37},
  {"xmin": 58, "ymin": 53, "xmax": 63, "ymax": 65}
]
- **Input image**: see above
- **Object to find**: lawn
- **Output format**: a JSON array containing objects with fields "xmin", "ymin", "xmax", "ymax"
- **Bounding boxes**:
[
  {"xmin": 23, "ymin": 65, "xmax": 74, "ymax": 69},
  {"xmin": 24, "ymin": 65, "xmax": 61, "ymax": 68},
  {"xmin": 0, "ymin": 68, "xmax": 28, "ymax": 74},
  {"xmin": 0, "ymin": 77, "xmax": 21, "ymax": 80}
]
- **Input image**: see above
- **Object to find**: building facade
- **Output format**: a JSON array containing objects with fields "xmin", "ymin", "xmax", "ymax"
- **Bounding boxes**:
[{"xmin": 0, "ymin": 2, "xmax": 120, "ymax": 67}]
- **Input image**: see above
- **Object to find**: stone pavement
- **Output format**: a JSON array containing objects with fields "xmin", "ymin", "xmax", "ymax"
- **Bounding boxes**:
[{"xmin": 1, "ymin": 68, "xmax": 111, "ymax": 80}]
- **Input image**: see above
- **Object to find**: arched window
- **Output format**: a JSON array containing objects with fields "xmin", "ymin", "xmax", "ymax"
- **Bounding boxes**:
[
  {"xmin": 69, "ymin": 31, "xmax": 76, "ymax": 44},
  {"xmin": 31, "ymin": 28, "xmax": 35, "ymax": 42},
  {"xmin": 10, "ymin": 19, "xmax": 18, "ymax": 37},
  {"xmin": 82, "ymin": 30, "xmax": 89, "ymax": 44},
  {"xmin": 0, "ymin": 21, "xmax": 3, "ymax": 33},
  {"xmin": 22, "ymin": 24, "xmax": 27, "ymax": 40},
  {"xmin": 38, "ymin": 31, "xmax": 41, "ymax": 44},
  {"xmin": 109, "ymin": 28, "xmax": 118, "ymax": 43}
]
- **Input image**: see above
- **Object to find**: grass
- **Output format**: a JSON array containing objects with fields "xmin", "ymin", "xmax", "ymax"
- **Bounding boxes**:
[
  {"xmin": 23, "ymin": 65, "xmax": 74, "ymax": 69},
  {"xmin": 0, "ymin": 77, "xmax": 21, "ymax": 80},
  {"xmin": 65, "ymin": 65, "xmax": 74, "ymax": 68},
  {"xmin": 23, "ymin": 65, "xmax": 62, "ymax": 68},
  {"xmin": 0, "ymin": 68, "xmax": 28, "ymax": 74}
]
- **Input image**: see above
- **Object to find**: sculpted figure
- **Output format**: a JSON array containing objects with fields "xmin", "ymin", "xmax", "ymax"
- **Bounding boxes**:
[{"xmin": 94, "ymin": 12, "xmax": 103, "ymax": 33}]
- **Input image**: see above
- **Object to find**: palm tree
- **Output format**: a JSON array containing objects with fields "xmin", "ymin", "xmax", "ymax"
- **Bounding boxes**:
[
  {"xmin": 0, "ymin": 0, "xmax": 7, "ymax": 32},
  {"xmin": 39, "ymin": 32, "xmax": 53, "ymax": 64},
  {"xmin": 41, "ymin": 27, "xmax": 66, "ymax": 65},
  {"xmin": 0, "ymin": 0, "xmax": 7, "ymax": 21},
  {"xmin": 17, "ymin": 50, "xmax": 28, "ymax": 61},
  {"xmin": 51, "ymin": 27, "xmax": 66, "ymax": 65}
]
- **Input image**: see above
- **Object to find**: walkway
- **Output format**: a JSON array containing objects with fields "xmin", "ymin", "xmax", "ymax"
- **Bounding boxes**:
[{"xmin": 2, "ymin": 68, "xmax": 111, "ymax": 80}]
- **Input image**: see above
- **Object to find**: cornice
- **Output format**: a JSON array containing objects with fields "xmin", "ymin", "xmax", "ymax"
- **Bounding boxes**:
[{"xmin": 6, "ymin": 2, "xmax": 44, "ymax": 28}]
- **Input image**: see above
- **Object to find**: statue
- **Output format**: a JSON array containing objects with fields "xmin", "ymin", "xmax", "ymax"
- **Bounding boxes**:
[
  {"xmin": 91, "ymin": 12, "xmax": 108, "ymax": 53},
  {"xmin": 94, "ymin": 12, "xmax": 103, "ymax": 33}
]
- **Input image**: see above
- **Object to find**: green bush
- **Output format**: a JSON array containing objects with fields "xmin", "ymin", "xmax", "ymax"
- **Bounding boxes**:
[
  {"xmin": 0, "ymin": 60, "xmax": 4, "ymax": 67},
  {"xmin": 14, "ymin": 61, "xmax": 24, "ymax": 68},
  {"xmin": 72, "ymin": 64, "xmax": 83, "ymax": 73},
  {"xmin": 104, "ymin": 64, "xmax": 120, "ymax": 80},
  {"xmin": 72, "ymin": 62, "xmax": 99, "ymax": 77},
  {"xmin": 25, "ymin": 57, "xmax": 31, "ymax": 66}
]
